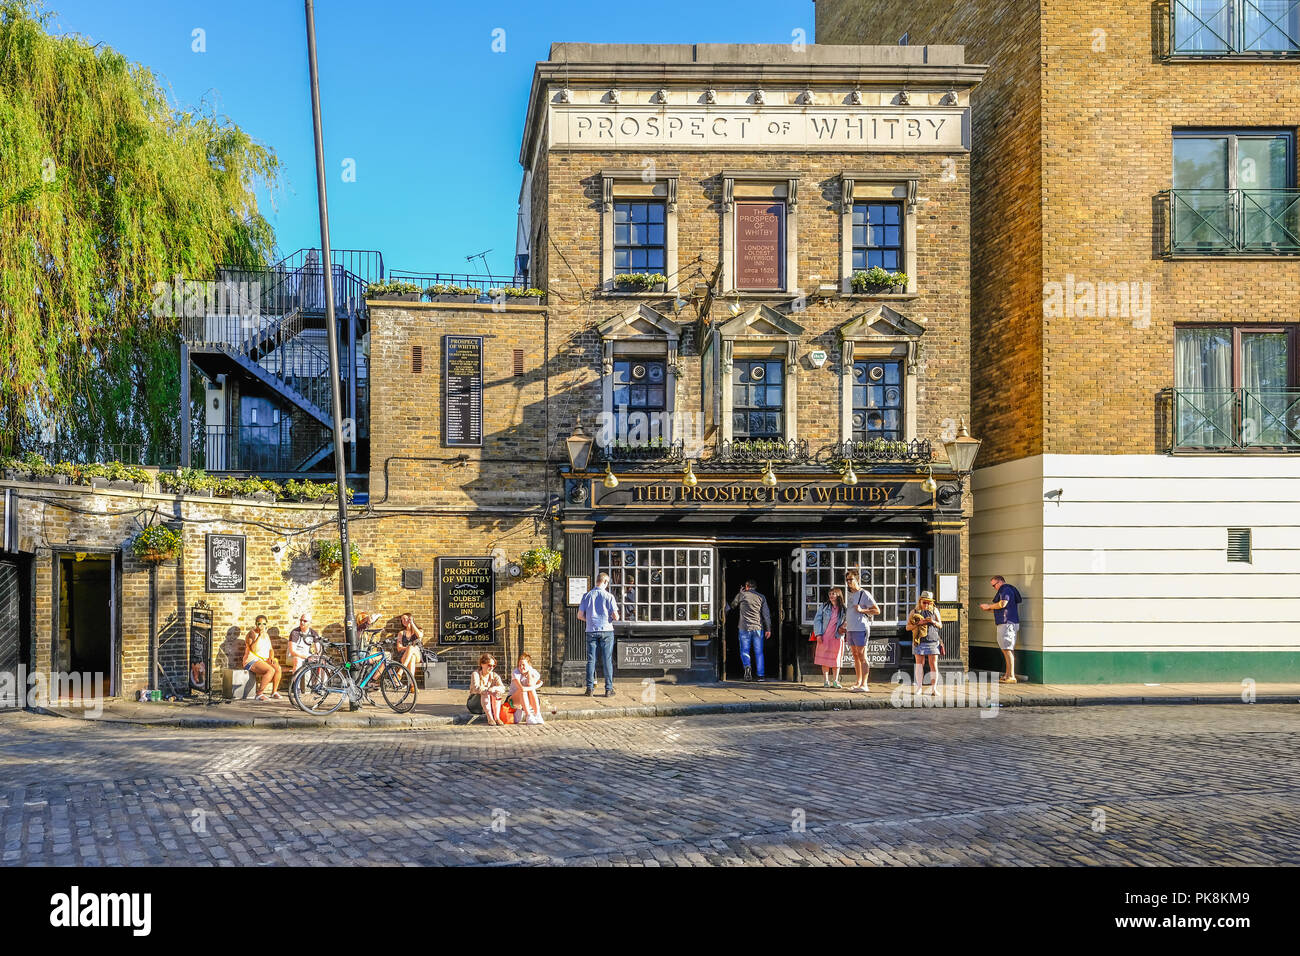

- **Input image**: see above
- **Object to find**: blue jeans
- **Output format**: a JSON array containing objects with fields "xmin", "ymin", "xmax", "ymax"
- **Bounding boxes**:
[
  {"xmin": 737, "ymin": 629, "xmax": 764, "ymax": 677},
  {"xmin": 586, "ymin": 630, "xmax": 615, "ymax": 692}
]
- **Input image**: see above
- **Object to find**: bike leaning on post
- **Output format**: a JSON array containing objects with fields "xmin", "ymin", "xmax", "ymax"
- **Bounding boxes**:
[{"xmin": 290, "ymin": 636, "xmax": 417, "ymax": 715}]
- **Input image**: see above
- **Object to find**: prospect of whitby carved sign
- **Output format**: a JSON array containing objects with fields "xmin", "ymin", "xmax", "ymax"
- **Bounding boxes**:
[
  {"xmin": 591, "ymin": 478, "xmax": 935, "ymax": 511},
  {"xmin": 549, "ymin": 107, "xmax": 969, "ymax": 151}
]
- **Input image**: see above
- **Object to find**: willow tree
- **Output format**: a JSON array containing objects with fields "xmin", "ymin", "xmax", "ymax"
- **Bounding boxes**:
[{"xmin": 0, "ymin": 0, "xmax": 279, "ymax": 460}]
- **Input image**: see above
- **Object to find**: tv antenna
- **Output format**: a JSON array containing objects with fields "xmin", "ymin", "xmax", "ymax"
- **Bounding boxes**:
[{"xmin": 466, "ymin": 249, "xmax": 493, "ymax": 276}]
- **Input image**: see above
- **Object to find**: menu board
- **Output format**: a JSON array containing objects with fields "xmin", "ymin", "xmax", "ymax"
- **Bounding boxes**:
[
  {"xmin": 189, "ymin": 605, "xmax": 213, "ymax": 693},
  {"xmin": 735, "ymin": 202, "xmax": 784, "ymax": 289},
  {"xmin": 617, "ymin": 639, "xmax": 691, "ymax": 669},
  {"xmin": 436, "ymin": 556, "xmax": 495, "ymax": 644},
  {"xmin": 204, "ymin": 533, "xmax": 246, "ymax": 593},
  {"xmin": 443, "ymin": 335, "xmax": 483, "ymax": 447}
]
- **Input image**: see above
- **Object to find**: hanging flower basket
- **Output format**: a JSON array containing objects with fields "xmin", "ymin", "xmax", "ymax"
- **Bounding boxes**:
[
  {"xmin": 519, "ymin": 547, "xmax": 563, "ymax": 578},
  {"xmin": 132, "ymin": 526, "xmax": 182, "ymax": 564},
  {"xmin": 313, "ymin": 538, "xmax": 361, "ymax": 575}
]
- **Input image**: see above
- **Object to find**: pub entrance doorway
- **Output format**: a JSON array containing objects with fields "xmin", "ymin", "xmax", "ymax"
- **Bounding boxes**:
[
  {"xmin": 54, "ymin": 554, "xmax": 116, "ymax": 701},
  {"xmin": 720, "ymin": 548, "xmax": 795, "ymax": 681}
]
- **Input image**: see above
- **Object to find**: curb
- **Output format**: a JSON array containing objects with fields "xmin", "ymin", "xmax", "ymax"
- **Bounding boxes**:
[{"xmin": 26, "ymin": 693, "xmax": 1297, "ymax": 731}]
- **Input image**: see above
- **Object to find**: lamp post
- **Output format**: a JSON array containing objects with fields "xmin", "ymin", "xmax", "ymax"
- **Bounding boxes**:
[
  {"xmin": 565, "ymin": 415, "xmax": 594, "ymax": 472},
  {"xmin": 940, "ymin": 417, "xmax": 983, "ymax": 504}
]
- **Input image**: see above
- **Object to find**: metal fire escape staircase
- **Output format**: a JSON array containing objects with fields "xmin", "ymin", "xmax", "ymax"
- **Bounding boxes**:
[{"xmin": 181, "ymin": 249, "xmax": 384, "ymax": 474}]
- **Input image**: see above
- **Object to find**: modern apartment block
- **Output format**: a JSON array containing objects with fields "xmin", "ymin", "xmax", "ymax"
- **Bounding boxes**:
[{"xmin": 817, "ymin": 0, "xmax": 1300, "ymax": 680}]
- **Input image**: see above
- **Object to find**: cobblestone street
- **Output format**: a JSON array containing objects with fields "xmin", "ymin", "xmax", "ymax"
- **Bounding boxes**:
[{"xmin": 2, "ymin": 704, "xmax": 1297, "ymax": 866}]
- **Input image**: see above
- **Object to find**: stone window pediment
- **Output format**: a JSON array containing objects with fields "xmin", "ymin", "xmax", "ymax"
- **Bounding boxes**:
[{"xmin": 837, "ymin": 305, "xmax": 925, "ymax": 443}]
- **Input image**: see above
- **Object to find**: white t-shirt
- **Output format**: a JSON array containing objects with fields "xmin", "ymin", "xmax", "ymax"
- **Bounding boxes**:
[
  {"xmin": 512, "ymin": 664, "xmax": 541, "ymax": 689},
  {"xmin": 844, "ymin": 588, "xmax": 878, "ymax": 632}
]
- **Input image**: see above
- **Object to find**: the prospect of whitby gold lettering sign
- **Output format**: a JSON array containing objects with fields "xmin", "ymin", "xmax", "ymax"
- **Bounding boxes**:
[
  {"xmin": 436, "ymin": 556, "xmax": 495, "ymax": 645},
  {"xmin": 592, "ymin": 478, "xmax": 934, "ymax": 510},
  {"xmin": 550, "ymin": 107, "xmax": 969, "ymax": 151}
]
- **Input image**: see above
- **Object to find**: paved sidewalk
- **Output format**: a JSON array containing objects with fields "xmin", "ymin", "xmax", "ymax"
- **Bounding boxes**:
[{"xmin": 31, "ymin": 676, "xmax": 1300, "ymax": 730}]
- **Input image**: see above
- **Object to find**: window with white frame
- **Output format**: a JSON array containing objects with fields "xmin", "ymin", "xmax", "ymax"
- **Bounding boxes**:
[
  {"xmin": 799, "ymin": 546, "xmax": 921, "ymax": 626},
  {"xmin": 595, "ymin": 546, "xmax": 714, "ymax": 624}
]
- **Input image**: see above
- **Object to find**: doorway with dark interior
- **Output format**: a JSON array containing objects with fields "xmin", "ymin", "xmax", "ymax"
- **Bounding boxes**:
[
  {"xmin": 55, "ymin": 553, "xmax": 116, "ymax": 701},
  {"xmin": 720, "ymin": 550, "xmax": 785, "ymax": 682}
]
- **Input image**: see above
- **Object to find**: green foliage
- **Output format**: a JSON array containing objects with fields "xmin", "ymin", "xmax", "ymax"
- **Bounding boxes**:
[
  {"xmin": 730, "ymin": 438, "xmax": 789, "ymax": 456},
  {"xmin": 487, "ymin": 287, "xmax": 545, "ymax": 298},
  {"xmin": 132, "ymin": 524, "xmax": 181, "ymax": 562},
  {"xmin": 613, "ymin": 273, "xmax": 667, "ymax": 291},
  {"xmin": 519, "ymin": 547, "xmax": 563, "ymax": 578},
  {"xmin": 313, "ymin": 537, "xmax": 360, "ymax": 573},
  {"xmin": 0, "ymin": 1, "xmax": 279, "ymax": 457},
  {"xmin": 280, "ymin": 478, "xmax": 353, "ymax": 503},
  {"xmin": 366, "ymin": 280, "xmax": 422, "ymax": 297},
  {"xmin": 1, "ymin": 452, "xmax": 150, "ymax": 484},
  {"xmin": 423, "ymin": 284, "xmax": 482, "ymax": 298},
  {"xmin": 850, "ymin": 267, "xmax": 909, "ymax": 293}
]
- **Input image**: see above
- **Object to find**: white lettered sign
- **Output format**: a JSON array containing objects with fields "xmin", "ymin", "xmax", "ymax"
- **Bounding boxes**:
[{"xmin": 550, "ymin": 107, "xmax": 969, "ymax": 151}]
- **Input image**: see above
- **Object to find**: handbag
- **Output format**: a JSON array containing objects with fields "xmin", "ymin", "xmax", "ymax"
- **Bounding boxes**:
[{"xmin": 466, "ymin": 693, "xmax": 483, "ymax": 714}]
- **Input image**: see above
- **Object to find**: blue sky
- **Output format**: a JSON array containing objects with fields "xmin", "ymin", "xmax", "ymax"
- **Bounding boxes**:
[{"xmin": 46, "ymin": 0, "xmax": 816, "ymax": 279}]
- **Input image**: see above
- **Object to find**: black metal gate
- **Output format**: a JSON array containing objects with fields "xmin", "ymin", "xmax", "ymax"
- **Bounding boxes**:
[{"xmin": 0, "ymin": 560, "xmax": 21, "ymax": 708}]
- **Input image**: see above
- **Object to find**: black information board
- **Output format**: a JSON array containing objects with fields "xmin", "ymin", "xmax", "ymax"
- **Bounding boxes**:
[
  {"xmin": 189, "ymin": 604, "xmax": 213, "ymax": 694},
  {"xmin": 436, "ymin": 556, "xmax": 495, "ymax": 644},
  {"xmin": 617, "ymin": 639, "xmax": 691, "ymax": 670},
  {"xmin": 867, "ymin": 636, "xmax": 898, "ymax": 667},
  {"xmin": 443, "ymin": 335, "xmax": 483, "ymax": 447},
  {"xmin": 204, "ymin": 533, "xmax": 246, "ymax": 593}
]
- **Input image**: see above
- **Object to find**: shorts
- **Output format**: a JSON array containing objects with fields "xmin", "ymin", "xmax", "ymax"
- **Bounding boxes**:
[
  {"xmin": 845, "ymin": 630, "xmax": 868, "ymax": 648},
  {"xmin": 915, "ymin": 640, "xmax": 941, "ymax": 657},
  {"xmin": 997, "ymin": 623, "xmax": 1019, "ymax": 650}
]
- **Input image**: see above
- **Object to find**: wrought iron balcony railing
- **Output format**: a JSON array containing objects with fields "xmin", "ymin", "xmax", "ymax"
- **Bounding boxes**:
[
  {"xmin": 837, "ymin": 438, "xmax": 935, "ymax": 464},
  {"xmin": 1168, "ymin": 0, "xmax": 1300, "ymax": 57},
  {"xmin": 1171, "ymin": 387, "xmax": 1300, "ymax": 450},
  {"xmin": 1166, "ymin": 188, "xmax": 1300, "ymax": 255}
]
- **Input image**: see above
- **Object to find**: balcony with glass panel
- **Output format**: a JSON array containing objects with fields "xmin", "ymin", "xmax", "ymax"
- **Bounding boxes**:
[{"xmin": 1168, "ymin": 1, "xmax": 1300, "ymax": 57}]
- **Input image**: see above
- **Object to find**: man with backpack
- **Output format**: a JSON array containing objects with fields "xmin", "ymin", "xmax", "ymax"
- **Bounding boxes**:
[{"xmin": 980, "ymin": 574, "xmax": 1022, "ymax": 683}]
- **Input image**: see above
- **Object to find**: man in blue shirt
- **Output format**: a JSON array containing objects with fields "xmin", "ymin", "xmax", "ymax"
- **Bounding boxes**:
[
  {"xmin": 577, "ymin": 572, "xmax": 620, "ymax": 697},
  {"xmin": 980, "ymin": 574, "xmax": 1022, "ymax": 683}
]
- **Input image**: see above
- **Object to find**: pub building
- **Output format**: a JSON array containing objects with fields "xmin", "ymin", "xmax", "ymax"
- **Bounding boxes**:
[{"xmin": 516, "ymin": 42, "xmax": 989, "ymax": 684}]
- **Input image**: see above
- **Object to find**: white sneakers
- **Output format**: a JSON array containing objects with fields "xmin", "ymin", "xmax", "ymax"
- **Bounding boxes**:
[{"xmin": 527, "ymin": 714, "xmax": 545, "ymax": 725}]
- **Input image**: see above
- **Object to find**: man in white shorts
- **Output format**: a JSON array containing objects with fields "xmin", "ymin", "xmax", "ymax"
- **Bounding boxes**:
[
  {"xmin": 840, "ymin": 570, "xmax": 880, "ymax": 692},
  {"xmin": 980, "ymin": 574, "xmax": 1022, "ymax": 683}
]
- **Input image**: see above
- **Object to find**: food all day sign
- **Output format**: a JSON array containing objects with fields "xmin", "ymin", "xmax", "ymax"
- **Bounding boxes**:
[{"xmin": 436, "ymin": 556, "xmax": 495, "ymax": 645}]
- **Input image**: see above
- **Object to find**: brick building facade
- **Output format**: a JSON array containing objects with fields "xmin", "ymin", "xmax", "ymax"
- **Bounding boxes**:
[
  {"xmin": 817, "ymin": 0, "xmax": 1300, "ymax": 680},
  {"xmin": 1, "ymin": 40, "xmax": 990, "ymax": 702}
]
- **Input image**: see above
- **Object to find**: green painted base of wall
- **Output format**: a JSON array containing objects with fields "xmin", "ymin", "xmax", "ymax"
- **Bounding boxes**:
[{"xmin": 971, "ymin": 645, "xmax": 1300, "ymax": 683}]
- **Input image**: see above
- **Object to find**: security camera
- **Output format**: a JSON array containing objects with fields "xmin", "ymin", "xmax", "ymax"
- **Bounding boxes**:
[{"xmin": 271, "ymin": 544, "xmax": 282, "ymax": 553}]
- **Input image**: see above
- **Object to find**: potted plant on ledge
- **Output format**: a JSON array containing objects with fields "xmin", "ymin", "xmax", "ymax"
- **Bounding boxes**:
[
  {"xmin": 132, "ymin": 525, "xmax": 182, "ymax": 565},
  {"xmin": 613, "ymin": 272, "xmax": 667, "ymax": 294},
  {"xmin": 850, "ymin": 267, "xmax": 909, "ymax": 295},
  {"xmin": 487, "ymin": 286, "xmax": 546, "ymax": 306},
  {"xmin": 366, "ymin": 280, "xmax": 423, "ymax": 301},
  {"xmin": 424, "ymin": 284, "xmax": 483, "ymax": 303}
]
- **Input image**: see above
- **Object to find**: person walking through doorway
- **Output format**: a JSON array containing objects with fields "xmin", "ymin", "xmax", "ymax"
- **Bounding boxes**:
[
  {"xmin": 841, "ymin": 570, "xmax": 880, "ymax": 693},
  {"xmin": 729, "ymin": 579, "xmax": 772, "ymax": 682},
  {"xmin": 980, "ymin": 574, "xmax": 1022, "ymax": 683},
  {"xmin": 577, "ymin": 572, "xmax": 620, "ymax": 697}
]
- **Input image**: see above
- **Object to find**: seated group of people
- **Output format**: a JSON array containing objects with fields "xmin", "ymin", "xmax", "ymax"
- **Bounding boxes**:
[
  {"xmin": 469, "ymin": 653, "xmax": 545, "ymax": 726},
  {"xmin": 240, "ymin": 611, "xmax": 426, "ymax": 701}
]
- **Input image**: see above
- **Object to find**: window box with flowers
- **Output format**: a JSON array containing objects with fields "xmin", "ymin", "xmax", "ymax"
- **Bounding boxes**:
[
  {"xmin": 424, "ymin": 285, "xmax": 483, "ymax": 303},
  {"xmin": 487, "ymin": 286, "xmax": 546, "ymax": 306},
  {"xmin": 613, "ymin": 272, "xmax": 667, "ymax": 295},
  {"xmin": 366, "ymin": 280, "xmax": 422, "ymax": 301},
  {"xmin": 850, "ymin": 267, "xmax": 909, "ymax": 295}
]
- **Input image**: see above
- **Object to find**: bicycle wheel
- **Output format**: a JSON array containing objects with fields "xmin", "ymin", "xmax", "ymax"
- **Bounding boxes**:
[
  {"xmin": 378, "ymin": 661, "xmax": 417, "ymax": 713},
  {"xmin": 292, "ymin": 661, "xmax": 347, "ymax": 715}
]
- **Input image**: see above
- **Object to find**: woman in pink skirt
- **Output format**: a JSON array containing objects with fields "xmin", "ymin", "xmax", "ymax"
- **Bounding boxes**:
[{"xmin": 810, "ymin": 587, "xmax": 847, "ymax": 688}]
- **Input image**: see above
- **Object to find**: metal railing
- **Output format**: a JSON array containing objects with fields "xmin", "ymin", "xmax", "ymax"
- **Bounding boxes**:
[
  {"xmin": 838, "ymin": 438, "xmax": 935, "ymax": 463},
  {"xmin": 386, "ymin": 270, "xmax": 529, "ymax": 298},
  {"xmin": 193, "ymin": 420, "xmax": 335, "ymax": 473},
  {"xmin": 1171, "ymin": 387, "xmax": 1300, "ymax": 450},
  {"xmin": 1168, "ymin": 0, "xmax": 1300, "ymax": 57},
  {"xmin": 15, "ymin": 442, "xmax": 176, "ymax": 469},
  {"xmin": 1166, "ymin": 188, "xmax": 1300, "ymax": 255}
]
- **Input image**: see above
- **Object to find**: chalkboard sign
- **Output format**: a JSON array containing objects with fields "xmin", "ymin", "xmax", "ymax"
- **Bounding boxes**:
[
  {"xmin": 617, "ymin": 639, "xmax": 691, "ymax": 670},
  {"xmin": 436, "ymin": 556, "xmax": 494, "ymax": 644},
  {"xmin": 205, "ymin": 534, "xmax": 246, "ymax": 593},
  {"xmin": 189, "ymin": 604, "xmax": 213, "ymax": 694},
  {"xmin": 444, "ymin": 335, "xmax": 484, "ymax": 447},
  {"xmin": 867, "ymin": 636, "xmax": 897, "ymax": 667}
]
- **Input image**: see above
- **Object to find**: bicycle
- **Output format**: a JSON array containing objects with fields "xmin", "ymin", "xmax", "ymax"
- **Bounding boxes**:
[{"xmin": 290, "ymin": 637, "xmax": 417, "ymax": 715}]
